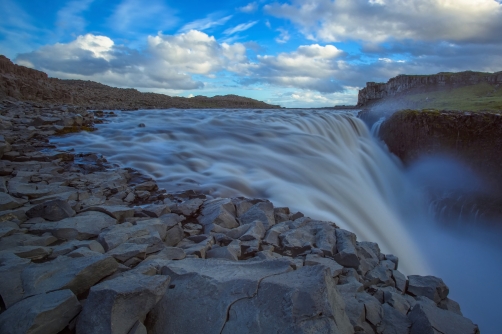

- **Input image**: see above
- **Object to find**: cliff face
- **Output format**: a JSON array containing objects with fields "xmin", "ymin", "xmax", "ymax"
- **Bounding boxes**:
[
  {"xmin": 357, "ymin": 71, "xmax": 502, "ymax": 107},
  {"xmin": 379, "ymin": 110, "xmax": 502, "ymax": 220},
  {"xmin": 0, "ymin": 55, "xmax": 281, "ymax": 109}
]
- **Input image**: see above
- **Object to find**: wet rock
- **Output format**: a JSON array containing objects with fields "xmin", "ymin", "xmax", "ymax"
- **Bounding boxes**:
[
  {"xmin": 407, "ymin": 275, "xmax": 449, "ymax": 303},
  {"xmin": 197, "ymin": 198, "xmax": 238, "ymax": 229},
  {"xmin": 26, "ymin": 199, "xmax": 75, "ymax": 221},
  {"xmin": 221, "ymin": 265, "xmax": 353, "ymax": 334},
  {"xmin": 0, "ymin": 289, "xmax": 81, "ymax": 334},
  {"xmin": 273, "ymin": 207, "xmax": 290, "ymax": 223},
  {"xmin": 22, "ymin": 254, "xmax": 118, "ymax": 297},
  {"xmin": 0, "ymin": 192, "xmax": 25, "ymax": 211},
  {"xmin": 408, "ymin": 297, "xmax": 479, "ymax": 334},
  {"xmin": 31, "ymin": 211, "xmax": 116, "ymax": 241},
  {"xmin": 146, "ymin": 258, "xmax": 293, "ymax": 334},
  {"xmin": 238, "ymin": 200, "xmax": 275, "ymax": 230},
  {"xmin": 77, "ymin": 273, "xmax": 170, "ymax": 334},
  {"xmin": 134, "ymin": 181, "xmax": 158, "ymax": 192},
  {"xmin": 333, "ymin": 229, "xmax": 360, "ymax": 269}
]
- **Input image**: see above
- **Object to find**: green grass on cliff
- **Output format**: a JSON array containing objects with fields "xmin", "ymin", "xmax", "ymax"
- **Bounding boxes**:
[{"xmin": 400, "ymin": 82, "xmax": 502, "ymax": 111}]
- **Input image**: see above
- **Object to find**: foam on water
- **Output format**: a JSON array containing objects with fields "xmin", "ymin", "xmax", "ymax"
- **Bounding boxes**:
[{"xmin": 52, "ymin": 108, "xmax": 502, "ymax": 331}]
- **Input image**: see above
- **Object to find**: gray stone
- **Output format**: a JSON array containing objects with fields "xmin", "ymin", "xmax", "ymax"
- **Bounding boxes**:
[
  {"xmin": 158, "ymin": 213, "xmax": 184, "ymax": 229},
  {"xmin": 0, "ymin": 253, "xmax": 31, "ymax": 308},
  {"xmin": 149, "ymin": 247, "xmax": 186, "ymax": 260},
  {"xmin": 0, "ymin": 289, "xmax": 81, "ymax": 334},
  {"xmin": 128, "ymin": 231, "xmax": 164, "ymax": 254},
  {"xmin": 438, "ymin": 298, "xmax": 463, "ymax": 316},
  {"xmin": 314, "ymin": 222, "xmax": 337, "ymax": 257},
  {"xmin": 30, "ymin": 211, "xmax": 116, "ymax": 241},
  {"xmin": 279, "ymin": 226, "xmax": 315, "ymax": 255},
  {"xmin": 384, "ymin": 288, "xmax": 411, "ymax": 315},
  {"xmin": 408, "ymin": 298, "xmax": 479, "ymax": 334},
  {"xmin": 305, "ymin": 254, "xmax": 344, "ymax": 278},
  {"xmin": 224, "ymin": 223, "xmax": 249, "ymax": 239},
  {"xmin": 240, "ymin": 239, "xmax": 260, "ymax": 256},
  {"xmin": 238, "ymin": 200, "xmax": 275, "ymax": 230},
  {"xmin": 377, "ymin": 303, "xmax": 411, "ymax": 334},
  {"xmin": 333, "ymin": 229, "xmax": 360, "ymax": 268},
  {"xmin": 67, "ymin": 247, "xmax": 102, "ymax": 258},
  {"xmin": 365, "ymin": 263, "xmax": 394, "ymax": 286},
  {"xmin": 221, "ymin": 265, "xmax": 353, "ymax": 334},
  {"xmin": 206, "ymin": 241, "xmax": 241, "ymax": 261},
  {"xmin": 1, "ymin": 246, "xmax": 52, "ymax": 260},
  {"xmin": 142, "ymin": 204, "xmax": 170, "ymax": 218},
  {"xmin": 173, "ymin": 198, "xmax": 203, "ymax": 216},
  {"xmin": 22, "ymin": 254, "xmax": 118, "ymax": 297},
  {"xmin": 107, "ymin": 243, "xmax": 148, "ymax": 262},
  {"xmin": 357, "ymin": 293, "xmax": 383, "ymax": 327},
  {"xmin": 197, "ymin": 198, "xmax": 238, "ymax": 229},
  {"xmin": 262, "ymin": 222, "xmax": 290, "ymax": 247},
  {"xmin": 164, "ymin": 224, "xmax": 183, "ymax": 246},
  {"xmin": 239, "ymin": 220, "xmax": 265, "ymax": 241},
  {"xmin": 128, "ymin": 321, "xmax": 147, "ymax": 334},
  {"xmin": 77, "ymin": 273, "xmax": 170, "ymax": 334},
  {"xmin": 83, "ymin": 205, "xmax": 135, "ymax": 223},
  {"xmin": 407, "ymin": 275, "xmax": 449, "ymax": 303},
  {"xmin": 336, "ymin": 276, "xmax": 364, "ymax": 295},
  {"xmin": 135, "ymin": 181, "xmax": 158, "ymax": 192},
  {"xmin": 146, "ymin": 258, "xmax": 293, "ymax": 334},
  {"xmin": 0, "ymin": 192, "xmax": 25, "ymax": 211},
  {"xmin": 26, "ymin": 199, "xmax": 75, "ymax": 221},
  {"xmin": 385, "ymin": 254, "xmax": 399, "ymax": 269},
  {"xmin": 392, "ymin": 270, "xmax": 407, "ymax": 293},
  {"xmin": 98, "ymin": 223, "xmax": 150, "ymax": 251}
]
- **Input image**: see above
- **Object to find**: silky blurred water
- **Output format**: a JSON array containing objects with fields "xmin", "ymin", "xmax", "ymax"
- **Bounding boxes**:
[{"xmin": 52, "ymin": 108, "xmax": 501, "ymax": 332}]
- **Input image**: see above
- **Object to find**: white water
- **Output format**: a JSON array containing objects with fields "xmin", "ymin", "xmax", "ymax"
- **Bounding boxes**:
[{"xmin": 52, "ymin": 108, "xmax": 502, "ymax": 332}]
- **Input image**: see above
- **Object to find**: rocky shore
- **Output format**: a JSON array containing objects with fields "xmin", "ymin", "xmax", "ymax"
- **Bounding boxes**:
[{"xmin": 0, "ymin": 99, "xmax": 480, "ymax": 333}]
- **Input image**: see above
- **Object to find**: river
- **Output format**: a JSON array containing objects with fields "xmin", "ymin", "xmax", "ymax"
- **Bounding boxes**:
[{"xmin": 52, "ymin": 108, "xmax": 502, "ymax": 332}]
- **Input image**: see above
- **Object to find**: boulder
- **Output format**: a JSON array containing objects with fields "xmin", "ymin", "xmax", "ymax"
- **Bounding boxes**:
[
  {"xmin": 206, "ymin": 241, "xmax": 241, "ymax": 261},
  {"xmin": 22, "ymin": 254, "xmax": 118, "ymax": 297},
  {"xmin": 142, "ymin": 204, "xmax": 170, "ymax": 218},
  {"xmin": 239, "ymin": 220, "xmax": 265, "ymax": 241},
  {"xmin": 238, "ymin": 201, "xmax": 275, "ymax": 230},
  {"xmin": 377, "ymin": 303, "xmax": 412, "ymax": 334},
  {"xmin": 25, "ymin": 199, "xmax": 75, "ymax": 221},
  {"xmin": 333, "ymin": 229, "xmax": 360, "ymax": 269},
  {"xmin": 408, "ymin": 298, "xmax": 479, "ymax": 334},
  {"xmin": 279, "ymin": 226, "xmax": 315, "ymax": 255},
  {"xmin": 221, "ymin": 265, "xmax": 354, "ymax": 334},
  {"xmin": 407, "ymin": 275, "xmax": 449, "ymax": 303},
  {"xmin": 148, "ymin": 247, "xmax": 186, "ymax": 260},
  {"xmin": 83, "ymin": 205, "xmax": 134, "ymax": 223},
  {"xmin": 1, "ymin": 245, "xmax": 52, "ymax": 260},
  {"xmin": 0, "ymin": 289, "xmax": 81, "ymax": 334},
  {"xmin": 77, "ymin": 273, "xmax": 170, "ymax": 334},
  {"xmin": 304, "ymin": 254, "xmax": 343, "ymax": 278},
  {"xmin": 106, "ymin": 243, "xmax": 148, "ymax": 263},
  {"xmin": 0, "ymin": 253, "xmax": 31, "ymax": 308},
  {"xmin": 97, "ymin": 223, "xmax": 150, "ymax": 251},
  {"xmin": 172, "ymin": 198, "xmax": 203, "ymax": 216},
  {"xmin": 197, "ymin": 198, "xmax": 238, "ymax": 229},
  {"xmin": 146, "ymin": 258, "xmax": 293, "ymax": 333}
]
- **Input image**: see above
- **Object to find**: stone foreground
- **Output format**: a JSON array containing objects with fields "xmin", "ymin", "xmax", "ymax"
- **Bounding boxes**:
[{"xmin": 0, "ymin": 100, "xmax": 480, "ymax": 333}]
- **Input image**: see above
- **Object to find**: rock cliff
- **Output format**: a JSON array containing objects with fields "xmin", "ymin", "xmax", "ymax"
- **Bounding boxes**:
[
  {"xmin": 357, "ymin": 71, "xmax": 502, "ymax": 107},
  {"xmin": 0, "ymin": 55, "xmax": 281, "ymax": 109}
]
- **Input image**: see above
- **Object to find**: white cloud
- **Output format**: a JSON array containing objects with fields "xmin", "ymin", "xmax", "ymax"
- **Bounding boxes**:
[
  {"xmin": 265, "ymin": 0, "xmax": 502, "ymax": 43},
  {"xmin": 275, "ymin": 28, "xmax": 290, "ymax": 43},
  {"xmin": 16, "ymin": 31, "xmax": 249, "ymax": 91},
  {"xmin": 242, "ymin": 44, "xmax": 347, "ymax": 92},
  {"xmin": 223, "ymin": 21, "xmax": 258, "ymax": 35},
  {"xmin": 179, "ymin": 15, "xmax": 232, "ymax": 33},
  {"xmin": 238, "ymin": 2, "xmax": 258, "ymax": 13}
]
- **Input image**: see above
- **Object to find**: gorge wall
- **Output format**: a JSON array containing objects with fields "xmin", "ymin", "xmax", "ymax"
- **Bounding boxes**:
[
  {"xmin": 0, "ymin": 55, "xmax": 280, "ymax": 109},
  {"xmin": 357, "ymin": 71, "xmax": 502, "ymax": 107}
]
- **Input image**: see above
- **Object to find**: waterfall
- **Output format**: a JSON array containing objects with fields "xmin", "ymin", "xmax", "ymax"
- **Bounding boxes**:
[{"xmin": 52, "ymin": 108, "xmax": 502, "ymax": 331}]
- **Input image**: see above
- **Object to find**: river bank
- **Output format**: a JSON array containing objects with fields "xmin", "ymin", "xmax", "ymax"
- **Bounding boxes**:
[{"xmin": 0, "ymin": 99, "xmax": 481, "ymax": 333}]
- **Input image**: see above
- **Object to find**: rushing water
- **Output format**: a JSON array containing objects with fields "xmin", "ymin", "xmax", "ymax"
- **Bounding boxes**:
[{"xmin": 52, "ymin": 108, "xmax": 502, "ymax": 332}]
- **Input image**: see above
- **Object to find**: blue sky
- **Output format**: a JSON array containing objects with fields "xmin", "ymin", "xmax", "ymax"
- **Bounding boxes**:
[{"xmin": 1, "ymin": 0, "xmax": 502, "ymax": 107}]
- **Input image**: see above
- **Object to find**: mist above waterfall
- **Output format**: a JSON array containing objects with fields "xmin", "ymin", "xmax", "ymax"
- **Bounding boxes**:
[{"xmin": 52, "ymin": 108, "xmax": 501, "ymax": 331}]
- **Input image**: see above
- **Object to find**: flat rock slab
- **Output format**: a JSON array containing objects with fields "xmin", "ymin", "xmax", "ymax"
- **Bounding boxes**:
[
  {"xmin": 83, "ymin": 205, "xmax": 135, "ymax": 223},
  {"xmin": 146, "ymin": 258, "xmax": 293, "ymax": 334},
  {"xmin": 407, "ymin": 275, "xmax": 449, "ymax": 303},
  {"xmin": 0, "ymin": 289, "xmax": 81, "ymax": 334},
  {"xmin": 22, "ymin": 254, "xmax": 118, "ymax": 298},
  {"xmin": 197, "ymin": 198, "xmax": 238, "ymax": 229},
  {"xmin": 98, "ymin": 223, "xmax": 150, "ymax": 251},
  {"xmin": 0, "ymin": 245, "xmax": 52, "ymax": 260},
  {"xmin": 221, "ymin": 265, "xmax": 353, "ymax": 334},
  {"xmin": 77, "ymin": 273, "xmax": 170, "ymax": 334},
  {"xmin": 30, "ymin": 211, "xmax": 116, "ymax": 241},
  {"xmin": 0, "ymin": 192, "xmax": 26, "ymax": 211},
  {"xmin": 26, "ymin": 199, "xmax": 75, "ymax": 221}
]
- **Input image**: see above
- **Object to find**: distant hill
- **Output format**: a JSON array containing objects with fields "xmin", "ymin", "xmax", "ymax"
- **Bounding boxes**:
[
  {"xmin": 0, "ymin": 55, "xmax": 281, "ymax": 109},
  {"xmin": 357, "ymin": 71, "xmax": 502, "ymax": 112}
]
